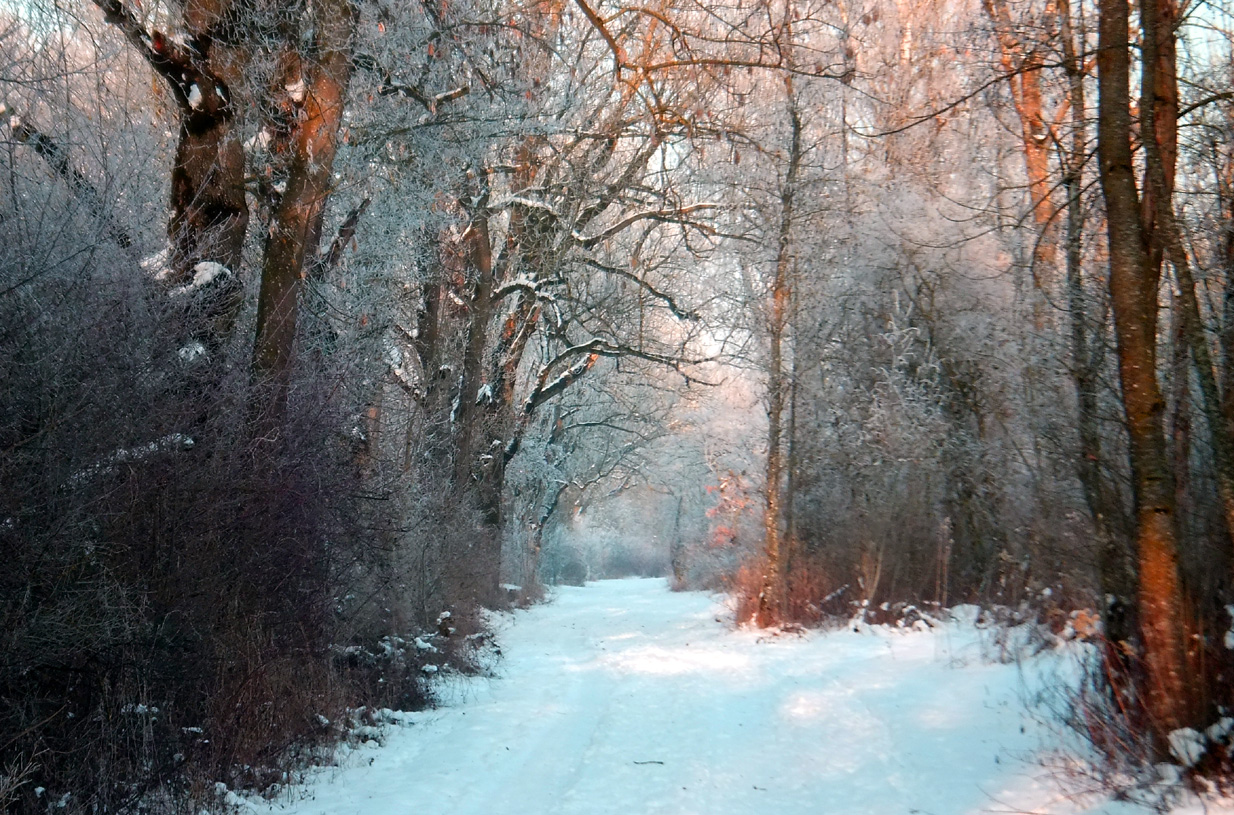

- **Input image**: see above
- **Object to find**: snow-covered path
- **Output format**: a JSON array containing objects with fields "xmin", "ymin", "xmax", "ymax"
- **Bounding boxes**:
[{"xmin": 273, "ymin": 578, "xmax": 1205, "ymax": 815}]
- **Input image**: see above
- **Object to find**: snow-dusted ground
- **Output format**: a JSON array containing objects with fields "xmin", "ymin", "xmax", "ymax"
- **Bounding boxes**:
[{"xmin": 272, "ymin": 578, "xmax": 1229, "ymax": 815}]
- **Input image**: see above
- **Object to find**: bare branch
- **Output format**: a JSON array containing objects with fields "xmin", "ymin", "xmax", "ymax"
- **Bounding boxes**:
[
  {"xmin": 575, "ymin": 203, "xmax": 719, "ymax": 248},
  {"xmin": 354, "ymin": 53, "xmax": 470, "ymax": 114},
  {"xmin": 313, "ymin": 197, "xmax": 370, "ymax": 278},
  {"xmin": 573, "ymin": 0, "xmax": 627, "ymax": 77},
  {"xmin": 3, "ymin": 107, "xmax": 134, "ymax": 250},
  {"xmin": 90, "ymin": 0, "xmax": 231, "ymax": 118},
  {"xmin": 579, "ymin": 258, "xmax": 698, "ymax": 320}
]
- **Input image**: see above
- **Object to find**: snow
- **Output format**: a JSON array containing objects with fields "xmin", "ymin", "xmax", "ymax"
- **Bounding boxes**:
[
  {"xmin": 286, "ymin": 78, "xmax": 307, "ymax": 103},
  {"xmin": 1168, "ymin": 728, "xmax": 1206, "ymax": 768},
  {"xmin": 271, "ymin": 578, "xmax": 1231, "ymax": 815},
  {"xmin": 245, "ymin": 128, "xmax": 273, "ymax": 152},
  {"xmin": 141, "ymin": 246, "xmax": 173, "ymax": 280},
  {"xmin": 178, "ymin": 341, "xmax": 207, "ymax": 363},
  {"xmin": 1208, "ymin": 717, "xmax": 1234, "ymax": 744},
  {"xmin": 68, "ymin": 433, "xmax": 195, "ymax": 485},
  {"xmin": 169, "ymin": 261, "xmax": 230, "ymax": 297}
]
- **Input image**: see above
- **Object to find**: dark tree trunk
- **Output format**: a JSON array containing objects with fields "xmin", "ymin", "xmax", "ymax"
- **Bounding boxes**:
[
  {"xmin": 1057, "ymin": 0, "xmax": 1135, "ymax": 641},
  {"xmin": 93, "ymin": 0, "xmax": 249, "ymax": 350}
]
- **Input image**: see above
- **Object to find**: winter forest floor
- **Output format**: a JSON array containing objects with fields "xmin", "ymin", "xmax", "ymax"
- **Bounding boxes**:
[{"xmin": 268, "ymin": 579, "xmax": 1231, "ymax": 815}]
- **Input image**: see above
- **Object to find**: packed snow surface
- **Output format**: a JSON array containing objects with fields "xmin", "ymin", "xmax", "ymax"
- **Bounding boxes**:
[{"xmin": 274, "ymin": 578, "xmax": 1229, "ymax": 815}]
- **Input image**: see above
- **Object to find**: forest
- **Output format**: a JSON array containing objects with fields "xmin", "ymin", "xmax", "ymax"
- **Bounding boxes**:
[{"xmin": 1, "ymin": 0, "xmax": 1233, "ymax": 808}]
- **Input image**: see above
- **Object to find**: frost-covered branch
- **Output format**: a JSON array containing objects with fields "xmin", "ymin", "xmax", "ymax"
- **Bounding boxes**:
[
  {"xmin": 67, "ymin": 434, "xmax": 196, "ymax": 486},
  {"xmin": 574, "ymin": 204, "xmax": 719, "ymax": 249},
  {"xmin": 354, "ymin": 53, "xmax": 470, "ymax": 114},
  {"xmin": 522, "ymin": 337, "xmax": 712, "ymax": 419},
  {"xmin": 313, "ymin": 198, "xmax": 371, "ymax": 278},
  {"xmin": 528, "ymin": 353, "xmax": 600, "ymax": 413},
  {"xmin": 2, "ymin": 105, "xmax": 134, "ymax": 250},
  {"xmin": 579, "ymin": 258, "xmax": 699, "ymax": 321}
]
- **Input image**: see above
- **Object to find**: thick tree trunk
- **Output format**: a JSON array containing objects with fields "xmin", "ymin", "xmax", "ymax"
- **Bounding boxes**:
[
  {"xmin": 1223, "ymin": 169, "xmax": 1234, "ymax": 426},
  {"xmin": 1096, "ymin": 0, "xmax": 1189, "ymax": 742},
  {"xmin": 251, "ymin": 0, "xmax": 356, "ymax": 434},
  {"xmin": 93, "ymin": 0, "xmax": 249, "ymax": 350},
  {"xmin": 170, "ymin": 104, "xmax": 247, "ymax": 281},
  {"xmin": 450, "ymin": 214, "xmax": 505, "ymax": 602},
  {"xmin": 454, "ymin": 216, "xmax": 496, "ymax": 487}
]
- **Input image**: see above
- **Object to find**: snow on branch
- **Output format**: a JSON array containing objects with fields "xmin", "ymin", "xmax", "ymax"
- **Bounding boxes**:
[
  {"xmin": 490, "ymin": 195, "xmax": 563, "ymax": 222},
  {"xmin": 524, "ymin": 353, "xmax": 600, "ymax": 415},
  {"xmin": 91, "ymin": 0, "xmax": 232, "ymax": 119},
  {"xmin": 492, "ymin": 277, "xmax": 541, "ymax": 301},
  {"xmin": 522, "ymin": 338, "xmax": 714, "ymax": 417},
  {"xmin": 68, "ymin": 434, "xmax": 195, "ymax": 486}
]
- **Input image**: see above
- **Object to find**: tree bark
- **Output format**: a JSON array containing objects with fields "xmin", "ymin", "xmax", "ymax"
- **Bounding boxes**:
[
  {"xmin": 983, "ymin": 0, "xmax": 1057, "ymax": 328},
  {"xmin": 451, "ymin": 213, "xmax": 505, "ymax": 602},
  {"xmin": 757, "ymin": 73, "xmax": 801, "ymax": 628},
  {"xmin": 1137, "ymin": 0, "xmax": 1234, "ymax": 550},
  {"xmin": 453, "ymin": 214, "xmax": 496, "ymax": 488},
  {"xmin": 1096, "ymin": 0, "xmax": 1189, "ymax": 741},
  {"xmin": 1057, "ymin": 0, "xmax": 1135, "ymax": 642},
  {"xmin": 93, "ymin": 0, "xmax": 249, "ymax": 349},
  {"xmin": 251, "ymin": 0, "xmax": 357, "ymax": 433}
]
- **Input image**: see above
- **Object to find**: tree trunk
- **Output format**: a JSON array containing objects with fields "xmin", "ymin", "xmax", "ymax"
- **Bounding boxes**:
[
  {"xmin": 1057, "ymin": 0, "xmax": 1135, "ymax": 642},
  {"xmin": 170, "ymin": 96, "xmax": 247, "ymax": 282},
  {"xmin": 670, "ymin": 494, "xmax": 686, "ymax": 588},
  {"xmin": 251, "ymin": 0, "xmax": 357, "ymax": 434},
  {"xmin": 1096, "ymin": 0, "xmax": 1189, "ymax": 742},
  {"xmin": 1138, "ymin": 0, "xmax": 1234, "ymax": 548},
  {"xmin": 453, "ymin": 215, "xmax": 496, "ymax": 486},
  {"xmin": 757, "ymin": 74, "xmax": 801, "ymax": 628},
  {"xmin": 450, "ymin": 213, "xmax": 505, "ymax": 602},
  {"xmin": 92, "ymin": 0, "xmax": 249, "ymax": 350},
  {"xmin": 983, "ymin": 0, "xmax": 1057, "ymax": 328}
]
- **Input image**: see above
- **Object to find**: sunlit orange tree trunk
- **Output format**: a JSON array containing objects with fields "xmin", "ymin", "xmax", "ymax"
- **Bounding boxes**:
[
  {"xmin": 251, "ymin": 0, "xmax": 357, "ymax": 433},
  {"xmin": 1096, "ymin": 0, "xmax": 1189, "ymax": 743}
]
